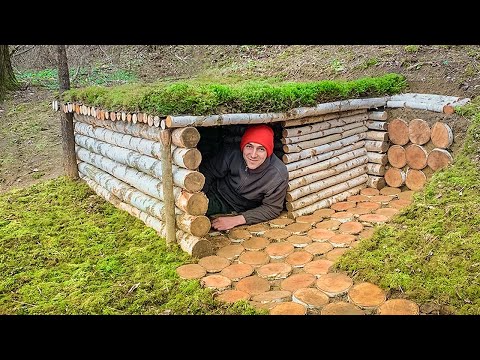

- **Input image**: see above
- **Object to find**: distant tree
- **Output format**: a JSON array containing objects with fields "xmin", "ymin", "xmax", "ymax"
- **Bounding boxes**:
[
  {"xmin": 0, "ymin": 45, "xmax": 18, "ymax": 102},
  {"xmin": 57, "ymin": 45, "xmax": 78, "ymax": 179}
]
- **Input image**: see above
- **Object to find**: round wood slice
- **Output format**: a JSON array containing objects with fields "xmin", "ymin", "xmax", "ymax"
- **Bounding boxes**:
[
  {"xmin": 328, "ymin": 234, "xmax": 356, "ymax": 248},
  {"xmin": 265, "ymin": 242, "xmax": 295, "ymax": 259},
  {"xmin": 220, "ymin": 263, "xmax": 254, "ymax": 281},
  {"xmin": 377, "ymin": 298, "xmax": 420, "ymax": 315},
  {"xmin": 315, "ymin": 220, "xmax": 341, "ymax": 230},
  {"xmin": 263, "ymin": 228, "xmax": 291, "ymax": 240},
  {"xmin": 379, "ymin": 186, "xmax": 402, "ymax": 196},
  {"xmin": 358, "ymin": 213, "xmax": 389, "ymax": 224},
  {"xmin": 325, "ymin": 248, "xmax": 348, "ymax": 261},
  {"xmin": 198, "ymin": 255, "xmax": 231, "ymax": 273},
  {"xmin": 315, "ymin": 273, "xmax": 354, "ymax": 297},
  {"xmin": 215, "ymin": 290, "xmax": 251, "ymax": 303},
  {"xmin": 307, "ymin": 228, "xmax": 335, "ymax": 242},
  {"xmin": 286, "ymin": 235, "xmax": 313, "ymax": 248},
  {"xmin": 295, "ymin": 214, "xmax": 324, "ymax": 225},
  {"xmin": 339, "ymin": 221, "xmax": 364, "ymax": 235},
  {"xmin": 397, "ymin": 190, "xmax": 415, "ymax": 201},
  {"xmin": 375, "ymin": 207, "xmax": 400, "ymax": 219},
  {"xmin": 251, "ymin": 290, "xmax": 292, "ymax": 304},
  {"xmin": 384, "ymin": 167, "xmax": 405, "ymax": 187},
  {"xmin": 389, "ymin": 199, "xmax": 412, "ymax": 210},
  {"xmin": 405, "ymin": 169, "xmax": 427, "ymax": 191},
  {"xmin": 284, "ymin": 222, "xmax": 312, "ymax": 234},
  {"xmin": 369, "ymin": 195, "xmax": 394, "ymax": 203},
  {"xmin": 330, "ymin": 211, "xmax": 354, "ymax": 223},
  {"xmin": 269, "ymin": 218, "xmax": 294, "ymax": 228},
  {"xmin": 238, "ymin": 250, "xmax": 270, "ymax": 267},
  {"xmin": 321, "ymin": 301, "xmax": 364, "ymax": 315},
  {"xmin": 431, "ymin": 122, "xmax": 454, "ymax": 149},
  {"xmin": 176, "ymin": 264, "xmax": 206, "ymax": 279},
  {"xmin": 387, "ymin": 145, "xmax": 407, "ymax": 168},
  {"xmin": 358, "ymin": 228, "xmax": 375, "ymax": 240},
  {"xmin": 286, "ymin": 251, "xmax": 314, "ymax": 268},
  {"xmin": 331, "ymin": 201, "xmax": 356, "ymax": 211},
  {"xmin": 356, "ymin": 201, "xmax": 381, "ymax": 211},
  {"xmin": 246, "ymin": 223, "xmax": 270, "ymax": 235},
  {"xmin": 347, "ymin": 194, "xmax": 370, "ymax": 203},
  {"xmin": 280, "ymin": 273, "xmax": 317, "ymax": 292},
  {"xmin": 304, "ymin": 242, "xmax": 333, "ymax": 256},
  {"xmin": 228, "ymin": 229, "xmax": 252, "ymax": 243},
  {"xmin": 348, "ymin": 282, "xmax": 386, "ymax": 309},
  {"xmin": 270, "ymin": 302, "xmax": 307, "ymax": 315},
  {"xmin": 242, "ymin": 236, "xmax": 270, "ymax": 251},
  {"xmin": 388, "ymin": 118, "xmax": 409, "ymax": 145},
  {"xmin": 360, "ymin": 188, "xmax": 380, "ymax": 196},
  {"xmin": 408, "ymin": 118, "xmax": 431, "ymax": 145},
  {"xmin": 236, "ymin": 275, "xmax": 270, "ymax": 295},
  {"xmin": 201, "ymin": 274, "xmax": 232, "ymax": 290},
  {"xmin": 427, "ymin": 148, "xmax": 453, "ymax": 171},
  {"xmin": 304, "ymin": 259, "xmax": 334, "ymax": 277},
  {"xmin": 313, "ymin": 208, "xmax": 335, "ymax": 217},
  {"xmin": 405, "ymin": 144, "xmax": 428, "ymax": 169},
  {"xmin": 256, "ymin": 262, "xmax": 293, "ymax": 280},
  {"xmin": 216, "ymin": 244, "xmax": 245, "ymax": 260},
  {"xmin": 292, "ymin": 288, "xmax": 330, "ymax": 309}
]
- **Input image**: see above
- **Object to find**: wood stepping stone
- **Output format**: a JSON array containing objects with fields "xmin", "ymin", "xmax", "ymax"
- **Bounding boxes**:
[
  {"xmin": 228, "ymin": 228, "xmax": 252, "ymax": 243},
  {"xmin": 379, "ymin": 186, "xmax": 402, "ymax": 196},
  {"xmin": 358, "ymin": 228, "xmax": 375, "ymax": 240},
  {"xmin": 356, "ymin": 202, "xmax": 381, "ymax": 211},
  {"xmin": 384, "ymin": 167, "xmax": 405, "ymax": 188},
  {"xmin": 307, "ymin": 228, "xmax": 335, "ymax": 242},
  {"xmin": 198, "ymin": 255, "xmax": 230, "ymax": 273},
  {"xmin": 256, "ymin": 262, "xmax": 293, "ymax": 280},
  {"xmin": 242, "ymin": 236, "xmax": 270, "ymax": 251},
  {"xmin": 427, "ymin": 148, "xmax": 453, "ymax": 170},
  {"xmin": 304, "ymin": 242, "xmax": 333, "ymax": 256},
  {"xmin": 329, "ymin": 234, "xmax": 356, "ymax": 248},
  {"xmin": 280, "ymin": 273, "xmax": 317, "ymax": 292},
  {"xmin": 265, "ymin": 242, "xmax": 295, "ymax": 259},
  {"xmin": 339, "ymin": 221, "xmax": 364, "ymax": 235},
  {"xmin": 397, "ymin": 190, "xmax": 415, "ymax": 201},
  {"xmin": 284, "ymin": 222, "xmax": 312, "ymax": 234},
  {"xmin": 215, "ymin": 290, "xmax": 251, "ymax": 303},
  {"xmin": 208, "ymin": 235, "xmax": 231, "ymax": 249},
  {"xmin": 377, "ymin": 298, "xmax": 420, "ymax": 315},
  {"xmin": 321, "ymin": 301, "xmax": 365, "ymax": 315},
  {"xmin": 251, "ymin": 290, "xmax": 292, "ymax": 304},
  {"xmin": 375, "ymin": 207, "xmax": 399, "ymax": 219},
  {"xmin": 360, "ymin": 188, "xmax": 380, "ymax": 196},
  {"xmin": 316, "ymin": 273, "xmax": 353, "ymax": 297},
  {"xmin": 358, "ymin": 213, "xmax": 389, "ymax": 224},
  {"xmin": 330, "ymin": 211, "xmax": 354, "ymax": 223},
  {"xmin": 369, "ymin": 195, "xmax": 395, "ymax": 203},
  {"xmin": 263, "ymin": 228, "xmax": 291, "ymax": 241},
  {"xmin": 238, "ymin": 250, "xmax": 270, "ymax": 267},
  {"xmin": 431, "ymin": 122, "xmax": 453, "ymax": 149},
  {"xmin": 387, "ymin": 144, "xmax": 407, "ymax": 168},
  {"xmin": 236, "ymin": 275, "xmax": 270, "ymax": 295},
  {"xmin": 388, "ymin": 118, "xmax": 409, "ymax": 145},
  {"xmin": 220, "ymin": 263, "xmax": 254, "ymax": 281},
  {"xmin": 405, "ymin": 144, "xmax": 428, "ymax": 170},
  {"xmin": 293, "ymin": 288, "xmax": 330, "ymax": 309},
  {"xmin": 270, "ymin": 302, "xmax": 307, "ymax": 315},
  {"xmin": 269, "ymin": 218, "xmax": 294, "ymax": 228},
  {"xmin": 348, "ymin": 282, "xmax": 386, "ymax": 309},
  {"xmin": 246, "ymin": 223, "xmax": 270, "ymax": 235},
  {"xmin": 325, "ymin": 248, "xmax": 349, "ymax": 261},
  {"xmin": 286, "ymin": 235, "xmax": 313, "ymax": 248},
  {"xmin": 389, "ymin": 199, "xmax": 412, "ymax": 210},
  {"xmin": 347, "ymin": 194, "xmax": 369, "ymax": 203},
  {"xmin": 315, "ymin": 220, "xmax": 341, "ymax": 231},
  {"xmin": 201, "ymin": 274, "xmax": 232, "ymax": 290},
  {"xmin": 313, "ymin": 208, "xmax": 335, "ymax": 217},
  {"xmin": 176, "ymin": 264, "xmax": 206, "ymax": 280},
  {"xmin": 249, "ymin": 301, "xmax": 275, "ymax": 311},
  {"xmin": 304, "ymin": 259, "xmax": 334, "ymax": 277},
  {"xmin": 408, "ymin": 118, "xmax": 431, "ymax": 145},
  {"xmin": 295, "ymin": 214, "xmax": 323, "ymax": 225},
  {"xmin": 350, "ymin": 240, "xmax": 361, "ymax": 248},
  {"xmin": 216, "ymin": 244, "xmax": 244, "ymax": 260},
  {"xmin": 349, "ymin": 207, "xmax": 372, "ymax": 216},
  {"xmin": 286, "ymin": 250, "xmax": 314, "ymax": 268},
  {"xmin": 331, "ymin": 201, "xmax": 356, "ymax": 211}
]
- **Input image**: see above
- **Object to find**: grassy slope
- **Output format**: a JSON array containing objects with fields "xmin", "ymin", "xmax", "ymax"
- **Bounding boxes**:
[{"xmin": 336, "ymin": 99, "xmax": 480, "ymax": 315}]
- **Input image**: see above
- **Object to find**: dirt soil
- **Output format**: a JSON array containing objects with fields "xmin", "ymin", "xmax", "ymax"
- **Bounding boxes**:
[{"xmin": 1, "ymin": 45, "xmax": 478, "ymax": 193}]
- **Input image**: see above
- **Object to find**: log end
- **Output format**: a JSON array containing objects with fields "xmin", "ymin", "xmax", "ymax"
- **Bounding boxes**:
[
  {"xmin": 183, "ymin": 149, "xmax": 203, "ymax": 170},
  {"xmin": 191, "ymin": 239, "xmax": 214, "ymax": 258},
  {"xmin": 165, "ymin": 115, "xmax": 173, "ymax": 128},
  {"xmin": 190, "ymin": 216, "xmax": 212, "ymax": 237},
  {"xmin": 184, "ymin": 172, "xmax": 206, "ymax": 193},
  {"xmin": 443, "ymin": 104, "xmax": 455, "ymax": 115},
  {"xmin": 186, "ymin": 192, "xmax": 209, "ymax": 216}
]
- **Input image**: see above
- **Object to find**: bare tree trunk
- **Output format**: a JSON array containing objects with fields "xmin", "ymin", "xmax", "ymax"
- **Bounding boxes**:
[
  {"xmin": 0, "ymin": 45, "xmax": 18, "ymax": 101},
  {"xmin": 57, "ymin": 45, "xmax": 78, "ymax": 179}
]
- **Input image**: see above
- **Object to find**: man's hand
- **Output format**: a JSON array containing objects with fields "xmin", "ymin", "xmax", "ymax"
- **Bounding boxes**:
[{"xmin": 211, "ymin": 215, "xmax": 246, "ymax": 231}]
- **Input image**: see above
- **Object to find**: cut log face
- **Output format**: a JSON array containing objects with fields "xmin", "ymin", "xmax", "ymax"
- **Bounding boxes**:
[
  {"xmin": 387, "ymin": 145, "xmax": 407, "ymax": 168},
  {"xmin": 388, "ymin": 118, "xmax": 409, "ymax": 145},
  {"xmin": 384, "ymin": 167, "xmax": 405, "ymax": 188},
  {"xmin": 427, "ymin": 148, "xmax": 453, "ymax": 170},
  {"xmin": 405, "ymin": 169, "xmax": 427, "ymax": 191},
  {"xmin": 405, "ymin": 144, "xmax": 428, "ymax": 170},
  {"xmin": 408, "ymin": 118, "xmax": 431, "ymax": 145},
  {"xmin": 431, "ymin": 122, "xmax": 454, "ymax": 149},
  {"xmin": 347, "ymin": 282, "xmax": 386, "ymax": 309}
]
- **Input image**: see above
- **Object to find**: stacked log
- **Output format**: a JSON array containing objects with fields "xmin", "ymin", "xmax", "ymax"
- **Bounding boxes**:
[
  {"xmin": 72, "ymin": 112, "xmax": 213, "ymax": 257},
  {"xmin": 365, "ymin": 111, "xmax": 388, "ymax": 190},
  {"xmin": 281, "ymin": 111, "xmax": 370, "ymax": 218},
  {"xmin": 386, "ymin": 93, "xmax": 470, "ymax": 114},
  {"xmin": 385, "ymin": 119, "xmax": 454, "ymax": 190}
]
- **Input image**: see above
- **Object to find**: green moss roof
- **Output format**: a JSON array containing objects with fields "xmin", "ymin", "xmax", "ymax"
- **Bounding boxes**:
[{"xmin": 62, "ymin": 73, "xmax": 407, "ymax": 116}]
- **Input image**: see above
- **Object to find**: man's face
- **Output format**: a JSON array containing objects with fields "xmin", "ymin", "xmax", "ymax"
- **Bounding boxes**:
[{"xmin": 242, "ymin": 142, "xmax": 268, "ymax": 170}]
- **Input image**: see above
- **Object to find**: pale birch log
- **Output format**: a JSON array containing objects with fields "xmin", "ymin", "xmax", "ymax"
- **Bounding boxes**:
[
  {"xmin": 389, "ymin": 93, "xmax": 461, "ymax": 103},
  {"xmin": 74, "ymin": 121, "xmax": 201, "ymax": 169},
  {"xmin": 287, "ymin": 163, "xmax": 368, "ymax": 202},
  {"xmin": 366, "ymin": 163, "xmax": 386, "ymax": 176},
  {"xmin": 283, "ymin": 134, "xmax": 342, "ymax": 153},
  {"xmin": 282, "ymin": 121, "xmax": 365, "ymax": 145},
  {"xmin": 365, "ymin": 140, "xmax": 389, "ymax": 153},
  {"xmin": 287, "ymin": 173, "xmax": 368, "ymax": 211},
  {"xmin": 282, "ymin": 133, "xmax": 367, "ymax": 163},
  {"xmin": 170, "ymin": 127, "xmax": 201, "ymax": 148},
  {"xmin": 367, "ymin": 111, "xmax": 387, "ymax": 121},
  {"xmin": 367, "ymin": 175, "xmax": 386, "ymax": 190},
  {"xmin": 386, "ymin": 100, "xmax": 452, "ymax": 113},
  {"xmin": 366, "ymin": 130, "xmax": 389, "ymax": 142},
  {"xmin": 75, "ymin": 134, "xmax": 204, "ymax": 192},
  {"xmin": 288, "ymin": 155, "xmax": 368, "ymax": 191},
  {"xmin": 366, "ymin": 120, "xmax": 388, "ymax": 131},
  {"xmin": 79, "ymin": 173, "xmax": 213, "ymax": 257},
  {"xmin": 451, "ymin": 98, "xmax": 470, "ymax": 108},
  {"xmin": 165, "ymin": 98, "xmax": 387, "ymax": 128},
  {"xmin": 282, "ymin": 109, "xmax": 368, "ymax": 128},
  {"xmin": 289, "ymin": 148, "xmax": 366, "ymax": 180},
  {"xmin": 282, "ymin": 113, "xmax": 367, "ymax": 138},
  {"xmin": 160, "ymin": 129, "xmax": 176, "ymax": 245},
  {"xmin": 78, "ymin": 162, "xmax": 210, "ymax": 237},
  {"xmin": 367, "ymin": 152, "xmax": 388, "ymax": 165},
  {"xmin": 286, "ymin": 141, "xmax": 365, "ymax": 172},
  {"xmin": 154, "ymin": 116, "xmax": 161, "ymax": 127},
  {"xmin": 75, "ymin": 147, "xmax": 208, "ymax": 215},
  {"xmin": 288, "ymin": 184, "xmax": 366, "ymax": 218}
]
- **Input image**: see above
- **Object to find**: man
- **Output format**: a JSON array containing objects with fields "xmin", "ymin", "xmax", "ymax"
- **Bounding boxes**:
[{"xmin": 200, "ymin": 124, "xmax": 289, "ymax": 231}]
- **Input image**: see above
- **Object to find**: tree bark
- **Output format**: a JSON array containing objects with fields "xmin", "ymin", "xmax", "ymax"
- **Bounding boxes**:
[
  {"xmin": 57, "ymin": 45, "xmax": 78, "ymax": 179},
  {"xmin": 0, "ymin": 45, "xmax": 18, "ymax": 101}
]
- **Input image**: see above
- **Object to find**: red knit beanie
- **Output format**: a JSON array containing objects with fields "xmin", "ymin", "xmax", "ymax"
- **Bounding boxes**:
[{"xmin": 240, "ymin": 124, "xmax": 274, "ymax": 157}]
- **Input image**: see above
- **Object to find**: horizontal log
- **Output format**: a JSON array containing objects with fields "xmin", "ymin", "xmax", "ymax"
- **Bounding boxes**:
[
  {"xmin": 282, "ymin": 121, "xmax": 365, "ymax": 145},
  {"xmin": 282, "ymin": 109, "xmax": 368, "ymax": 128},
  {"xmin": 367, "ymin": 152, "xmax": 388, "ymax": 165},
  {"xmin": 283, "ymin": 134, "xmax": 342, "ymax": 153},
  {"xmin": 366, "ymin": 163, "xmax": 386, "ymax": 176},
  {"xmin": 367, "ymin": 111, "xmax": 387, "ymax": 121},
  {"xmin": 365, "ymin": 140, "xmax": 389, "ymax": 153},
  {"xmin": 389, "ymin": 93, "xmax": 461, "ymax": 104},
  {"xmin": 366, "ymin": 120, "xmax": 387, "ymax": 131},
  {"xmin": 366, "ymin": 130, "xmax": 389, "ymax": 142},
  {"xmin": 288, "ymin": 183, "xmax": 366, "ymax": 218},
  {"xmin": 386, "ymin": 100, "xmax": 451, "ymax": 113},
  {"xmin": 367, "ymin": 175, "xmax": 386, "ymax": 190}
]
